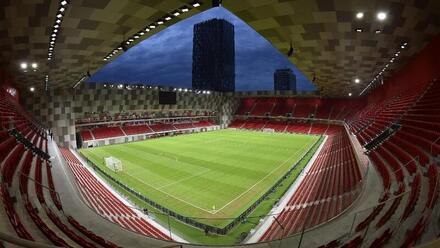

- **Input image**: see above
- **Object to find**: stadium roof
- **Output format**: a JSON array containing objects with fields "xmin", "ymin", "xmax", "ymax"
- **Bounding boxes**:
[{"xmin": 1, "ymin": 0, "xmax": 439, "ymax": 96}]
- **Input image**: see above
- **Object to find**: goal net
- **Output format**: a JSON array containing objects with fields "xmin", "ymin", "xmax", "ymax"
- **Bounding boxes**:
[
  {"xmin": 104, "ymin": 157, "xmax": 123, "ymax": 172},
  {"xmin": 262, "ymin": 128, "xmax": 275, "ymax": 133}
]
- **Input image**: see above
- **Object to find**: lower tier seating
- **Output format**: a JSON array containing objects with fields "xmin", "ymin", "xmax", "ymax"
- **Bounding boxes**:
[
  {"xmin": 260, "ymin": 129, "xmax": 362, "ymax": 240},
  {"xmin": 59, "ymin": 148, "xmax": 170, "ymax": 240},
  {"xmin": 80, "ymin": 120, "xmax": 216, "ymax": 140}
]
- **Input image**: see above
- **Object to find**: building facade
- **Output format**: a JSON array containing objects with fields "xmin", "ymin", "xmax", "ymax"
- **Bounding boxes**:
[
  {"xmin": 274, "ymin": 68, "xmax": 297, "ymax": 92},
  {"xmin": 192, "ymin": 18, "xmax": 235, "ymax": 92}
]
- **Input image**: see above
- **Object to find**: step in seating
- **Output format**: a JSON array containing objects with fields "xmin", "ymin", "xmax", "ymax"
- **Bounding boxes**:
[
  {"xmin": 59, "ymin": 148, "xmax": 170, "ymax": 240},
  {"xmin": 260, "ymin": 130, "xmax": 362, "ymax": 241}
]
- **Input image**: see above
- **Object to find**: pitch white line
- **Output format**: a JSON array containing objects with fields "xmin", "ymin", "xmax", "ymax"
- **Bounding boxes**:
[
  {"xmin": 157, "ymin": 169, "xmax": 211, "ymax": 190},
  {"xmin": 123, "ymin": 170, "xmax": 214, "ymax": 213},
  {"xmin": 210, "ymin": 137, "xmax": 318, "ymax": 214}
]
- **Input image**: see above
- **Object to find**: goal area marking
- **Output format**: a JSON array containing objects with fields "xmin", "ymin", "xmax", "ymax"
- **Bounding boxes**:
[{"xmin": 104, "ymin": 156, "xmax": 123, "ymax": 172}]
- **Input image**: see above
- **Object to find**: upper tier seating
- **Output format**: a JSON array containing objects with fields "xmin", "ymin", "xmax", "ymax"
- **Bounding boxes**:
[
  {"xmin": 251, "ymin": 99, "xmax": 275, "ymax": 116},
  {"xmin": 235, "ymin": 98, "xmax": 364, "ymax": 119}
]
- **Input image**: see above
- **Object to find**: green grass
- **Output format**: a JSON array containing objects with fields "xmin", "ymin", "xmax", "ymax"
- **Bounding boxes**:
[{"xmin": 80, "ymin": 129, "xmax": 321, "ymax": 244}]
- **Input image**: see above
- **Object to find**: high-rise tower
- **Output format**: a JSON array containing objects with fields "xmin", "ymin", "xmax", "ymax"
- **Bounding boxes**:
[{"xmin": 192, "ymin": 18, "xmax": 235, "ymax": 92}]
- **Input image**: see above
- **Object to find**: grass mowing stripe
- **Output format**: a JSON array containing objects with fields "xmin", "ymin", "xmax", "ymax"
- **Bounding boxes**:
[
  {"xmin": 80, "ymin": 129, "xmax": 319, "ymax": 229},
  {"xmin": 210, "ymin": 136, "xmax": 317, "ymax": 214}
]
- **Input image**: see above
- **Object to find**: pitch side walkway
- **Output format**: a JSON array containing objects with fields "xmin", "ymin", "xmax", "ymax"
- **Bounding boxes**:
[{"xmin": 246, "ymin": 135, "xmax": 329, "ymax": 243}]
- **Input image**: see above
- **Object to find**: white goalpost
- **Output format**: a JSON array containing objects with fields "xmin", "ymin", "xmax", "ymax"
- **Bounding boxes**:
[
  {"xmin": 262, "ymin": 128, "xmax": 275, "ymax": 133},
  {"xmin": 104, "ymin": 157, "xmax": 123, "ymax": 172}
]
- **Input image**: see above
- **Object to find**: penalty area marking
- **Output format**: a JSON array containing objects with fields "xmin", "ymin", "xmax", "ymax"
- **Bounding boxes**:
[
  {"xmin": 157, "ymin": 169, "xmax": 211, "ymax": 190},
  {"xmin": 122, "ymin": 170, "xmax": 216, "ymax": 214}
]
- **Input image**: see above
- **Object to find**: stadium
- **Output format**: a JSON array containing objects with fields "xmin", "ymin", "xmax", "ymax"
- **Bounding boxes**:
[{"xmin": 0, "ymin": 0, "xmax": 439, "ymax": 248}]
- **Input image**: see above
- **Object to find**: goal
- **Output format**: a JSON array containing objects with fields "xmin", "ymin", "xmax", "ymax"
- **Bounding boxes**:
[
  {"xmin": 262, "ymin": 128, "xmax": 275, "ymax": 133},
  {"xmin": 104, "ymin": 157, "xmax": 123, "ymax": 172}
]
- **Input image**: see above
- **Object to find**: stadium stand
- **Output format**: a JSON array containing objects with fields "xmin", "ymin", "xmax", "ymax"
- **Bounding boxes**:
[
  {"xmin": 260, "ymin": 127, "xmax": 362, "ymax": 240},
  {"xmin": 1, "ymin": 2, "xmax": 440, "ymax": 246},
  {"xmin": 59, "ymin": 148, "xmax": 170, "ymax": 240},
  {"xmin": 232, "ymin": 76, "xmax": 440, "ymax": 246},
  {"xmin": 79, "ymin": 120, "xmax": 216, "ymax": 141}
]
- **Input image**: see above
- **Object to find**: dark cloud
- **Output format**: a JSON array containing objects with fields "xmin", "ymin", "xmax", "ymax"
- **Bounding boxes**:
[{"xmin": 89, "ymin": 7, "xmax": 315, "ymax": 92}]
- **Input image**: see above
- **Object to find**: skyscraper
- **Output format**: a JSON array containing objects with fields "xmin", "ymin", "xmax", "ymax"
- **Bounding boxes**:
[
  {"xmin": 192, "ymin": 18, "xmax": 235, "ymax": 92},
  {"xmin": 274, "ymin": 68, "xmax": 297, "ymax": 92}
]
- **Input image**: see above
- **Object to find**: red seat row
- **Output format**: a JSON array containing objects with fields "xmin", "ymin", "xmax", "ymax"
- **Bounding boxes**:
[
  {"xmin": 80, "ymin": 120, "xmax": 216, "ymax": 140},
  {"xmin": 59, "ymin": 148, "xmax": 171, "ymax": 240},
  {"xmin": 260, "ymin": 129, "xmax": 362, "ymax": 240}
]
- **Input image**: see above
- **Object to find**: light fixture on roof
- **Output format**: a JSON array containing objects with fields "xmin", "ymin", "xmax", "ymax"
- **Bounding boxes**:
[
  {"xmin": 192, "ymin": 1, "xmax": 201, "ymax": 7},
  {"xmin": 53, "ymin": 29, "xmax": 58, "ymax": 33},
  {"xmin": 165, "ymin": 16, "xmax": 172, "ymax": 21},
  {"xmin": 29, "ymin": 87, "xmax": 35, "ymax": 92},
  {"xmin": 157, "ymin": 20, "xmax": 164, "ymax": 25},
  {"xmin": 57, "ymin": 13, "xmax": 63, "ymax": 18},
  {"xmin": 145, "ymin": 28, "xmax": 150, "ymax": 32},
  {"xmin": 377, "ymin": 12, "xmax": 387, "ymax": 21},
  {"xmin": 348, "ymin": 92, "xmax": 352, "ymax": 96},
  {"xmin": 31, "ymin": 63, "xmax": 37, "ymax": 69},
  {"xmin": 61, "ymin": 0, "xmax": 68, "ymax": 6},
  {"xmin": 375, "ymin": 29, "xmax": 381, "ymax": 34},
  {"xmin": 356, "ymin": 12, "xmax": 364, "ymax": 19},
  {"xmin": 56, "ymin": 19, "xmax": 61, "ymax": 23},
  {"xmin": 20, "ymin": 63, "xmax": 28, "ymax": 69},
  {"xmin": 395, "ymin": 52, "xmax": 399, "ymax": 57},
  {"xmin": 173, "ymin": 11, "xmax": 180, "ymax": 16},
  {"xmin": 59, "ymin": 7, "xmax": 65, "ymax": 12},
  {"xmin": 52, "ymin": 33, "xmax": 57, "ymax": 37},
  {"xmin": 134, "ymin": 35, "xmax": 139, "ymax": 39},
  {"xmin": 54, "ymin": 24, "xmax": 59, "ymax": 29},
  {"xmin": 354, "ymin": 78, "xmax": 360, "ymax": 84},
  {"xmin": 401, "ymin": 45, "xmax": 405, "ymax": 49},
  {"xmin": 181, "ymin": 6, "xmax": 189, "ymax": 12},
  {"xmin": 45, "ymin": 75, "xmax": 49, "ymax": 91},
  {"xmin": 355, "ymin": 28, "xmax": 362, "ymax": 32},
  {"xmin": 103, "ymin": 58, "xmax": 107, "ymax": 61},
  {"xmin": 139, "ymin": 32, "xmax": 144, "ymax": 35},
  {"xmin": 149, "ymin": 24, "xmax": 156, "ymax": 29}
]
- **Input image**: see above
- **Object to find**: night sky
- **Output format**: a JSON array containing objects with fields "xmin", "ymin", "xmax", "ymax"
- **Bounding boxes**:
[{"xmin": 89, "ymin": 7, "xmax": 315, "ymax": 92}]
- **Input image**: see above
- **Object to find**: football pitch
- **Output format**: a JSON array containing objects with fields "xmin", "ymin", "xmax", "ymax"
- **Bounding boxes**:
[{"xmin": 79, "ymin": 129, "xmax": 319, "ymax": 229}]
